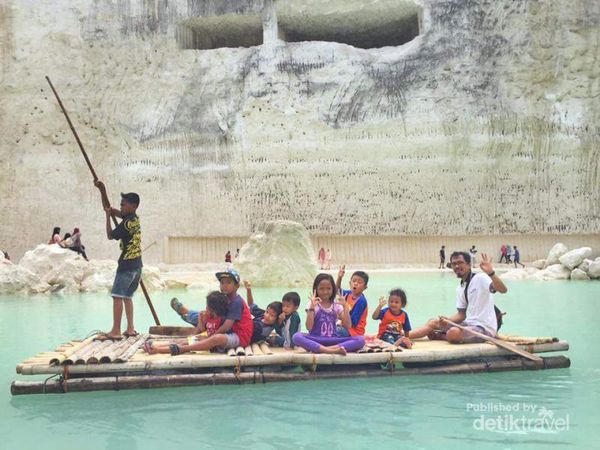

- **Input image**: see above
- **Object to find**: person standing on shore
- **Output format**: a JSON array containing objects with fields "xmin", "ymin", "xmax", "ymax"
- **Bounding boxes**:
[
  {"xmin": 499, "ymin": 244, "xmax": 507, "ymax": 263},
  {"xmin": 318, "ymin": 247, "xmax": 326, "ymax": 269},
  {"xmin": 469, "ymin": 245, "xmax": 478, "ymax": 267},
  {"xmin": 95, "ymin": 181, "xmax": 143, "ymax": 340},
  {"xmin": 513, "ymin": 246, "xmax": 525, "ymax": 268},
  {"xmin": 505, "ymin": 245, "xmax": 512, "ymax": 264},
  {"xmin": 439, "ymin": 245, "xmax": 446, "ymax": 269}
]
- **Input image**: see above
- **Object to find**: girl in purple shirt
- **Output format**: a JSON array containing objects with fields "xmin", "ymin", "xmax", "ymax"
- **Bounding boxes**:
[{"xmin": 293, "ymin": 273, "xmax": 365, "ymax": 355}]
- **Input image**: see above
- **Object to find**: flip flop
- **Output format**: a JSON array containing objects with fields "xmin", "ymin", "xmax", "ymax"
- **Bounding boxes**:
[
  {"xmin": 94, "ymin": 332, "xmax": 123, "ymax": 341},
  {"xmin": 170, "ymin": 297, "xmax": 185, "ymax": 316},
  {"xmin": 123, "ymin": 331, "xmax": 139, "ymax": 338}
]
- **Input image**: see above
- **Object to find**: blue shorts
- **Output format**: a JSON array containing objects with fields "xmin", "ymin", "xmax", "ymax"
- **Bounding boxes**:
[
  {"xmin": 111, "ymin": 268, "xmax": 142, "ymax": 299},
  {"xmin": 336, "ymin": 326, "xmax": 351, "ymax": 337}
]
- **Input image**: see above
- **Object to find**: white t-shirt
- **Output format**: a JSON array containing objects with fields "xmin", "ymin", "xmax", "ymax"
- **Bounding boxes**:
[{"xmin": 455, "ymin": 272, "xmax": 497, "ymax": 335}]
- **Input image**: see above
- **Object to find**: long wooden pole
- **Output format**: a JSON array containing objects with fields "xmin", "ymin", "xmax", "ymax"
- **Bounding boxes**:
[
  {"xmin": 442, "ymin": 318, "xmax": 542, "ymax": 362},
  {"xmin": 45, "ymin": 76, "xmax": 160, "ymax": 325}
]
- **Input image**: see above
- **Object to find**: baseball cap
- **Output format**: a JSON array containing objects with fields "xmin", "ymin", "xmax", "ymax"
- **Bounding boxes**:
[
  {"xmin": 215, "ymin": 268, "xmax": 240, "ymax": 284},
  {"xmin": 121, "ymin": 192, "xmax": 140, "ymax": 206}
]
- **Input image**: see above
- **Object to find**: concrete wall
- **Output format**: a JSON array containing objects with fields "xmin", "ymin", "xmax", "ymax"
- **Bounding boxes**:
[{"xmin": 165, "ymin": 234, "xmax": 600, "ymax": 264}]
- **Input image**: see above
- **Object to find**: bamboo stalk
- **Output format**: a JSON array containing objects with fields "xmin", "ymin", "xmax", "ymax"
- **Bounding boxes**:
[
  {"xmin": 66, "ymin": 340, "xmax": 104, "ymax": 365},
  {"xmin": 244, "ymin": 346, "xmax": 254, "ymax": 356},
  {"xmin": 50, "ymin": 336, "xmax": 97, "ymax": 365},
  {"xmin": 98, "ymin": 337, "xmax": 136, "ymax": 364},
  {"xmin": 259, "ymin": 343, "xmax": 273, "ymax": 355},
  {"xmin": 11, "ymin": 356, "xmax": 571, "ymax": 395},
  {"xmin": 114, "ymin": 334, "xmax": 148, "ymax": 363},
  {"xmin": 227, "ymin": 348, "xmax": 236, "ymax": 357},
  {"xmin": 235, "ymin": 346, "xmax": 245, "ymax": 356},
  {"xmin": 15, "ymin": 341, "xmax": 570, "ymax": 376},
  {"xmin": 87, "ymin": 341, "xmax": 115, "ymax": 364},
  {"xmin": 251, "ymin": 343, "xmax": 263, "ymax": 355}
]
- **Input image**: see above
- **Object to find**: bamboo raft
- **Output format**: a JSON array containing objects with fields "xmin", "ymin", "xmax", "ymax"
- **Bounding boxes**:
[{"xmin": 11, "ymin": 327, "xmax": 570, "ymax": 395}]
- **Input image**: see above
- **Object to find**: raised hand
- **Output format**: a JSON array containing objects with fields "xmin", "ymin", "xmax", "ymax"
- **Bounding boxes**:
[
  {"xmin": 479, "ymin": 253, "xmax": 494, "ymax": 275},
  {"xmin": 243, "ymin": 280, "xmax": 252, "ymax": 289},
  {"xmin": 338, "ymin": 264, "xmax": 346, "ymax": 279},
  {"xmin": 379, "ymin": 296, "xmax": 387, "ymax": 307},
  {"xmin": 309, "ymin": 290, "xmax": 321, "ymax": 309},
  {"xmin": 335, "ymin": 293, "xmax": 347, "ymax": 308}
]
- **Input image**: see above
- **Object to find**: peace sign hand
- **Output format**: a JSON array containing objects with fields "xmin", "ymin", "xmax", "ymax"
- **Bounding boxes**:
[{"xmin": 479, "ymin": 253, "xmax": 495, "ymax": 276}]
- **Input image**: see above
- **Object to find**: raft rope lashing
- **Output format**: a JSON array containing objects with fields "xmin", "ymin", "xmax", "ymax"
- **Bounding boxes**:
[{"xmin": 233, "ymin": 357, "xmax": 242, "ymax": 383}]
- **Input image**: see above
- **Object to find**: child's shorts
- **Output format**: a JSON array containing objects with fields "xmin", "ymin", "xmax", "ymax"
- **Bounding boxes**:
[
  {"xmin": 111, "ymin": 268, "xmax": 142, "ymax": 299},
  {"xmin": 438, "ymin": 322, "xmax": 495, "ymax": 343},
  {"xmin": 381, "ymin": 332, "xmax": 402, "ymax": 345},
  {"xmin": 214, "ymin": 332, "xmax": 241, "ymax": 352}
]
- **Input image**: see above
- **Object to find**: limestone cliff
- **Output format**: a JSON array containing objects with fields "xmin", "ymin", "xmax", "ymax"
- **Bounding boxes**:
[{"xmin": 1, "ymin": 0, "xmax": 599, "ymax": 262}]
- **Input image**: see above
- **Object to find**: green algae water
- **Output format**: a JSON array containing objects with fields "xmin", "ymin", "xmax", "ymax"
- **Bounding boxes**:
[{"xmin": 1, "ymin": 272, "xmax": 598, "ymax": 449}]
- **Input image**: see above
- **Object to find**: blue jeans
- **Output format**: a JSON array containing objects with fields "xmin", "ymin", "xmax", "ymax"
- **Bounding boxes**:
[{"xmin": 111, "ymin": 268, "xmax": 142, "ymax": 299}]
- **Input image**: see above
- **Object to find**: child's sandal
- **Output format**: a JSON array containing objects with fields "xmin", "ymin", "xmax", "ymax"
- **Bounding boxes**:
[{"xmin": 169, "ymin": 343, "xmax": 181, "ymax": 356}]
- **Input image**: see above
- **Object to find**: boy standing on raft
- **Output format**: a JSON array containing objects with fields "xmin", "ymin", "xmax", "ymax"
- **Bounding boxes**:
[
  {"xmin": 410, "ymin": 252, "xmax": 507, "ymax": 343},
  {"xmin": 95, "ymin": 181, "xmax": 142, "ymax": 340}
]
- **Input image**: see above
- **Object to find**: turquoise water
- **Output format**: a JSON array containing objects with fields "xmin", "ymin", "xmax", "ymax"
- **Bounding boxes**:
[{"xmin": 1, "ymin": 273, "xmax": 598, "ymax": 449}]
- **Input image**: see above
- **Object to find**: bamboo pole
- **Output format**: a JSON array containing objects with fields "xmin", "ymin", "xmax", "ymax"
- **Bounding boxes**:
[
  {"xmin": 16, "ymin": 341, "xmax": 570, "ymax": 376},
  {"xmin": 50, "ymin": 336, "xmax": 97, "ymax": 365},
  {"xmin": 114, "ymin": 334, "xmax": 149, "ymax": 363},
  {"xmin": 250, "ymin": 343, "xmax": 263, "ymax": 355},
  {"xmin": 11, "ymin": 356, "xmax": 571, "ymax": 395},
  {"xmin": 259, "ymin": 343, "xmax": 273, "ymax": 355},
  {"xmin": 66, "ymin": 340, "xmax": 104, "ymax": 365},
  {"xmin": 442, "ymin": 319, "xmax": 543, "ymax": 363},
  {"xmin": 244, "ymin": 346, "xmax": 254, "ymax": 356},
  {"xmin": 98, "ymin": 337, "xmax": 137, "ymax": 364},
  {"xmin": 235, "ymin": 347, "xmax": 245, "ymax": 356},
  {"xmin": 86, "ymin": 340, "xmax": 115, "ymax": 364}
]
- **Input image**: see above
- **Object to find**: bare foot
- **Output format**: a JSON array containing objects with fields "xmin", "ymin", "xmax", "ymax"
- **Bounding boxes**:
[{"xmin": 320, "ymin": 345, "xmax": 347, "ymax": 356}]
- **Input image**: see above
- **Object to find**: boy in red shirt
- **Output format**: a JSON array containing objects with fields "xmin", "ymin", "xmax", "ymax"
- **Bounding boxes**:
[{"xmin": 145, "ymin": 269, "xmax": 254, "ymax": 355}]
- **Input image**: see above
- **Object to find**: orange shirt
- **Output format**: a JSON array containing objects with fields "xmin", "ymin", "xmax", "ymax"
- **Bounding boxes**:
[{"xmin": 343, "ymin": 291, "xmax": 368, "ymax": 336}]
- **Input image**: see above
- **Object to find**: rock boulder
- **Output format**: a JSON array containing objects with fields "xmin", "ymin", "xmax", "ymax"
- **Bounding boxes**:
[{"xmin": 559, "ymin": 247, "xmax": 593, "ymax": 270}]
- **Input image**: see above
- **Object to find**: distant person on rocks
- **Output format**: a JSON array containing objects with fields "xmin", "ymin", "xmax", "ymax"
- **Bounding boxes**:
[
  {"xmin": 318, "ymin": 247, "xmax": 326, "ymax": 269},
  {"xmin": 499, "ymin": 244, "xmax": 507, "ymax": 263},
  {"xmin": 225, "ymin": 250, "xmax": 232, "ymax": 264},
  {"xmin": 469, "ymin": 246, "xmax": 478, "ymax": 267},
  {"xmin": 48, "ymin": 227, "xmax": 61, "ymax": 245},
  {"xmin": 2, "ymin": 251, "xmax": 9, "ymax": 261},
  {"xmin": 505, "ymin": 245, "xmax": 512, "ymax": 264},
  {"xmin": 70, "ymin": 227, "xmax": 89, "ymax": 260},
  {"xmin": 235, "ymin": 248, "xmax": 240, "ymax": 260},
  {"xmin": 95, "ymin": 181, "xmax": 143, "ymax": 341},
  {"xmin": 439, "ymin": 245, "xmax": 446, "ymax": 269},
  {"xmin": 60, "ymin": 232, "xmax": 73, "ymax": 248},
  {"xmin": 513, "ymin": 246, "xmax": 525, "ymax": 268},
  {"xmin": 325, "ymin": 248, "xmax": 332, "ymax": 270}
]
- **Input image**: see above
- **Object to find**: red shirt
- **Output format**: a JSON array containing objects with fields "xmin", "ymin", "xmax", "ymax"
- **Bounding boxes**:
[
  {"xmin": 227, "ymin": 294, "xmax": 254, "ymax": 347},
  {"xmin": 204, "ymin": 315, "xmax": 223, "ymax": 336}
]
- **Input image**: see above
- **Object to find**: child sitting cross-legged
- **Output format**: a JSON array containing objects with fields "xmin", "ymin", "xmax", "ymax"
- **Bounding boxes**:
[
  {"xmin": 143, "ymin": 290, "xmax": 229, "ymax": 354},
  {"xmin": 292, "ymin": 273, "xmax": 365, "ymax": 355},
  {"xmin": 371, "ymin": 288, "xmax": 412, "ymax": 349}
]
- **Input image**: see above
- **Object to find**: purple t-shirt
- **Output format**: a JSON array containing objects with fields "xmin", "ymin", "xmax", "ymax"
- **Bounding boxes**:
[{"xmin": 310, "ymin": 303, "xmax": 343, "ymax": 337}]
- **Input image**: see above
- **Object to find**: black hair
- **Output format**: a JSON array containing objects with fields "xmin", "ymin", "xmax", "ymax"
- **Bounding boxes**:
[
  {"xmin": 450, "ymin": 251, "xmax": 471, "ymax": 264},
  {"xmin": 63, "ymin": 233, "xmax": 71, "ymax": 240},
  {"xmin": 51, "ymin": 227, "xmax": 60, "ymax": 238},
  {"xmin": 312, "ymin": 273, "xmax": 337, "ymax": 302},
  {"xmin": 206, "ymin": 291, "xmax": 229, "ymax": 318},
  {"xmin": 266, "ymin": 301, "xmax": 283, "ymax": 316},
  {"xmin": 351, "ymin": 270, "xmax": 369, "ymax": 286},
  {"xmin": 389, "ymin": 288, "xmax": 407, "ymax": 307},
  {"xmin": 282, "ymin": 291, "xmax": 301, "ymax": 307}
]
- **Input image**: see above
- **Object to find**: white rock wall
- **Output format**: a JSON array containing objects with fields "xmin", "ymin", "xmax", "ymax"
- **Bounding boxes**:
[{"xmin": 1, "ymin": 0, "xmax": 599, "ymax": 262}]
